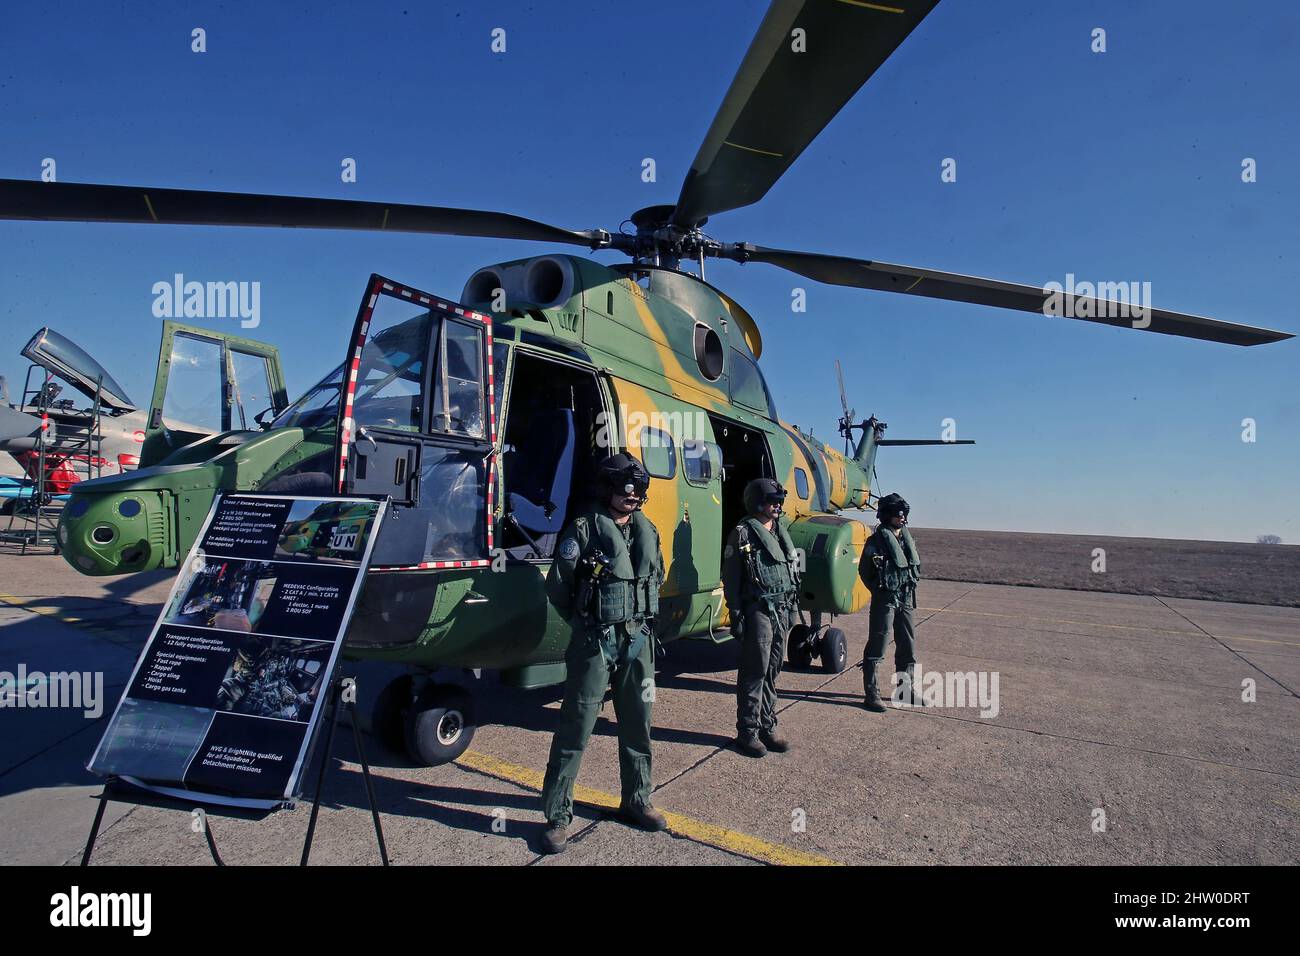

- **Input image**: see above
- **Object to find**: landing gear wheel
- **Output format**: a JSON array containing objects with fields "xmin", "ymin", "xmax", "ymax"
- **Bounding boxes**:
[
  {"xmin": 787, "ymin": 623, "xmax": 813, "ymax": 668},
  {"xmin": 371, "ymin": 674, "xmax": 413, "ymax": 753},
  {"xmin": 820, "ymin": 627, "xmax": 848, "ymax": 674},
  {"xmin": 403, "ymin": 683, "xmax": 476, "ymax": 766}
]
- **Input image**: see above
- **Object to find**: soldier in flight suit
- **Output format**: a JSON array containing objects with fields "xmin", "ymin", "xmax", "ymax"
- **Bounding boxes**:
[
  {"xmin": 538, "ymin": 453, "xmax": 667, "ymax": 854},
  {"xmin": 859, "ymin": 493, "xmax": 922, "ymax": 712},
  {"xmin": 723, "ymin": 478, "xmax": 799, "ymax": 757}
]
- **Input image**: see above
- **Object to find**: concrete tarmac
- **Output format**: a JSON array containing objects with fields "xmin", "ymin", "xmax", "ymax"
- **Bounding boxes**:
[{"xmin": 0, "ymin": 546, "xmax": 1296, "ymax": 865}]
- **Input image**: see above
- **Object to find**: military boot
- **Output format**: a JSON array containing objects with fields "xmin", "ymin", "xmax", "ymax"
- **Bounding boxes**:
[
  {"xmin": 760, "ymin": 729, "xmax": 792, "ymax": 753},
  {"xmin": 539, "ymin": 823, "xmax": 568, "ymax": 855},
  {"xmin": 734, "ymin": 731, "xmax": 767, "ymax": 757},
  {"xmin": 619, "ymin": 802, "xmax": 668, "ymax": 832},
  {"xmin": 863, "ymin": 663, "xmax": 887, "ymax": 713}
]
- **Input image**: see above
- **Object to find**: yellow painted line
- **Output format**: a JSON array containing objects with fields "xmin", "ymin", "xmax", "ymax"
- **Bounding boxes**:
[
  {"xmin": 0, "ymin": 594, "xmax": 135, "ymax": 631},
  {"xmin": 1216, "ymin": 635, "xmax": 1300, "ymax": 648},
  {"xmin": 2, "ymin": 593, "xmax": 83, "ymax": 623},
  {"xmin": 455, "ymin": 749, "xmax": 842, "ymax": 867},
  {"xmin": 723, "ymin": 140, "xmax": 783, "ymax": 158},
  {"xmin": 0, "ymin": 593, "xmax": 50, "ymax": 613},
  {"xmin": 836, "ymin": 0, "xmax": 905, "ymax": 13},
  {"xmin": 904, "ymin": 275, "xmax": 924, "ymax": 292},
  {"xmin": 381, "ymin": 207, "xmax": 390, "ymax": 229},
  {"xmin": 142, "ymin": 193, "xmax": 159, "ymax": 222},
  {"xmin": 919, "ymin": 604, "xmax": 1300, "ymax": 645}
]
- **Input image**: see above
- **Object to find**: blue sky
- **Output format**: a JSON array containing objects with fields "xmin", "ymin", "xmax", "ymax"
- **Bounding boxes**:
[{"xmin": 2, "ymin": 0, "xmax": 1296, "ymax": 542}]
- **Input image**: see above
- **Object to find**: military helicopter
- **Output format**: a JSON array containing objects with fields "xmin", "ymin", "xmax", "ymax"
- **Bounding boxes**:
[{"xmin": 0, "ymin": 0, "xmax": 1289, "ymax": 765}]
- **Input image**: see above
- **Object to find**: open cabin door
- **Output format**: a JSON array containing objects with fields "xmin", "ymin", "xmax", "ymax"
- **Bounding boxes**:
[
  {"xmin": 337, "ymin": 274, "xmax": 495, "ymax": 569},
  {"xmin": 141, "ymin": 322, "xmax": 289, "ymax": 467}
]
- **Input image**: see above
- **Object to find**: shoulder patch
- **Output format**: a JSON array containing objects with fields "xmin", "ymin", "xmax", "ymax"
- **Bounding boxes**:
[{"xmin": 558, "ymin": 538, "xmax": 580, "ymax": 561}]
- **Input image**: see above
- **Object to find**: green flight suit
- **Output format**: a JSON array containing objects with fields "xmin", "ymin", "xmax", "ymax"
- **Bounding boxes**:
[
  {"xmin": 859, "ymin": 525, "xmax": 922, "ymax": 685},
  {"xmin": 723, "ymin": 515, "xmax": 800, "ymax": 735},
  {"xmin": 541, "ymin": 506, "xmax": 664, "ymax": 827}
]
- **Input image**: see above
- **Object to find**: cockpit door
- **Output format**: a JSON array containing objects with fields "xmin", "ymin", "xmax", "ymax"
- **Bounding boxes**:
[
  {"xmin": 337, "ymin": 274, "xmax": 496, "ymax": 569},
  {"xmin": 141, "ymin": 322, "xmax": 289, "ymax": 467}
]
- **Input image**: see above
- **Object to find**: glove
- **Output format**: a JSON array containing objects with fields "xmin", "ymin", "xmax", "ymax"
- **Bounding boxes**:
[{"xmin": 729, "ymin": 608, "xmax": 745, "ymax": 639}]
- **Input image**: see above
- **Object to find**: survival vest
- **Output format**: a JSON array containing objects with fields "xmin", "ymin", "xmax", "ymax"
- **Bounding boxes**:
[
  {"xmin": 577, "ymin": 507, "xmax": 662, "ymax": 626},
  {"xmin": 870, "ymin": 525, "xmax": 921, "ymax": 602},
  {"xmin": 736, "ymin": 515, "xmax": 800, "ymax": 605}
]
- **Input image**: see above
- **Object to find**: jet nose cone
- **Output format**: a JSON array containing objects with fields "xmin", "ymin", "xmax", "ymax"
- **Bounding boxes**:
[{"xmin": 0, "ymin": 406, "xmax": 45, "ymax": 444}]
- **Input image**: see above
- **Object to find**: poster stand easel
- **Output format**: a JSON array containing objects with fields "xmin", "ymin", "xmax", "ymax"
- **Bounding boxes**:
[{"xmin": 80, "ymin": 675, "xmax": 389, "ymax": 867}]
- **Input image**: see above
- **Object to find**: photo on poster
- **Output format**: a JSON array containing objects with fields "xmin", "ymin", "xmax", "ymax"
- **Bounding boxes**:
[
  {"xmin": 163, "ymin": 557, "xmax": 279, "ymax": 633},
  {"xmin": 275, "ymin": 499, "xmax": 381, "ymax": 564},
  {"xmin": 89, "ymin": 699, "xmax": 215, "ymax": 782},
  {"xmin": 216, "ymin": 637, "xmax": 330, "ymax": 723}
]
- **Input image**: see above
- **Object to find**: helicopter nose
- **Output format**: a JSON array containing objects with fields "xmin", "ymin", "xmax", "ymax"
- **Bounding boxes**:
[
  {"xmin": 0, "ymin": 406, "xmax": 45, "ymax": 443},
  {"xmin": 59, "ymin": 490, "xmax": 170, "ymax": 575}
]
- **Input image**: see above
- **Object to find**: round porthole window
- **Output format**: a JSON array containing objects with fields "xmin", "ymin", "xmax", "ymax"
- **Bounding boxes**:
[{"xmin": 694, "ymin": 323, "xmax": 724, "ymax": 380}]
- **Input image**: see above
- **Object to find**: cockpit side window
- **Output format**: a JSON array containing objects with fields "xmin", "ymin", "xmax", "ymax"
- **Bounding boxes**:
[{"xmin": 431, "ymin": 319, "xmax": 485, "ymax": 439}]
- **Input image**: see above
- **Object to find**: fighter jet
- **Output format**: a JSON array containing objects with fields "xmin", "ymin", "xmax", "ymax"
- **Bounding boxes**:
[
  {"xmin": 0, "ymin": 328, "xmax": 148, "ymax": 511},
  {"xmin": 1, "ymin": 323, "xmax": 286, "ymax": 513}
]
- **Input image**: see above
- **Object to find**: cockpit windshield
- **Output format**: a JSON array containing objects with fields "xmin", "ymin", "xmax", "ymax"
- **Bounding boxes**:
[
  {"xmin": 21, "ymin": 327, "xmax": 136, "ymax": 411},
  {"xmin": 271, "ymin": 362, "xmax": 344, "ymax": 431},
  {"xmin": 270, "ymin": 305, "xmax": 485, "ymax": 442}
]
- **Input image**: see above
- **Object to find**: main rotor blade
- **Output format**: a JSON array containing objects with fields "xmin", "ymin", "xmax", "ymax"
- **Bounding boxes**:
[
  {"xmin": 734, "ymin": 246, "xmax": 1293, "ymax": 346},
  {"xmin": 0, "ymin": 179, "xmax": 601, "ymax": 246},
  {"xmin": 877, "ymin": 439, "xmax": 975, "ymax": 446},
  {"xmin": 670, "ymin": 0, "xmax": 939, "ymax": 228}
]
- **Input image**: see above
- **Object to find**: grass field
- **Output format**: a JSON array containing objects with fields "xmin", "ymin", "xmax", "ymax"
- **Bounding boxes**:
[{"xmin": 911, "ymin": 527, "xmax": 1300, "ymax": 608}]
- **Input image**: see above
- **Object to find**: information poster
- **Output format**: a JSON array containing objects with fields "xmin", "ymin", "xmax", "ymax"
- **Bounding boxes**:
[{"xmin": 88, "ymin": 494, "xmax": 387, "ymax": 808}]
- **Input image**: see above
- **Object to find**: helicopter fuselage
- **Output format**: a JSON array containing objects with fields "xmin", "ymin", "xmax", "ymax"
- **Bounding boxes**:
[{"xmin": 57, "ymin": 255, "xmax": 879, "ymax": 688}]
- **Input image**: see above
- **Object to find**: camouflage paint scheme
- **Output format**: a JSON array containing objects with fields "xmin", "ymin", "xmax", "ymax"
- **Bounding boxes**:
[{"xmin": 58, "ymin": 255, "xmax": 880, "ymax": 687}]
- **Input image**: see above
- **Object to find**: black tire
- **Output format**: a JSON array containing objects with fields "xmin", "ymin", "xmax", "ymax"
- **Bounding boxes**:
[
  {"xmin": 787, "ymin": 623, "xmax": 814, "ymax": 668},
  {"xmin": 371, "ymin": 674, "xmax": 413, "ymax": 753},
  {"xmin": 403, "ymin": 683, "xmax": 476, "ymax": 766},
  {"xmin": 820, "ymin": 627, "xmax": 848, "ymax": 674}
]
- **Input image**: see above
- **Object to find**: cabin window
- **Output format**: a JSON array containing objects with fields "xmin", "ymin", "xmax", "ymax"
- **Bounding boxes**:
[
  {"xmin": 794, "ymin": 467, "xmax": 810, "ymax": 500},
  {"xmin": 683, "ymin": 439, "xmax": 721, "ymax": 486},
  {"xmin": 639, "ymin": 427, "xmax": 677, "ymax": 479}
]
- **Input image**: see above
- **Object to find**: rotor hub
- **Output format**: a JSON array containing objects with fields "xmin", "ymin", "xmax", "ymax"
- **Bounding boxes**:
[{"xmin": 619, "ymin": 204, "xmax": 712, "ymax": 269}]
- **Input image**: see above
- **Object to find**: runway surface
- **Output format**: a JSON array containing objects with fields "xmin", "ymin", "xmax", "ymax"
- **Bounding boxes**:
[{"xmin": 0, "ymin": 548, "xmax": 1296, "ymax": 866}]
